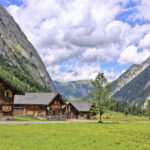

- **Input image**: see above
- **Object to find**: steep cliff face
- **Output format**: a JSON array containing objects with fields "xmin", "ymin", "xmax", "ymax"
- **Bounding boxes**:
[
  {"xmin": 114, "ymin": 66, "xmax": 150, "ymax": 106},
  {"xmin": 0, "ymin": 4, "xmax": 56, "ymax": 92},
  {"xmin": 113, "ymin": 57, "xmax": 150, "ymax": 106},
  {"xmin": 112, "ymin": 57, "xmax": 150, "ymax": 94}
]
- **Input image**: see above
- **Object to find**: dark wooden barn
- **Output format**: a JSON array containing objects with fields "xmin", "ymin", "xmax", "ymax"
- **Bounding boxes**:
[
  {"xmin": 0, "ymin": 76, "xmax": 24, "ymax": 120},
  {"xmin": 66, "ymin": 101, "xmax": 96, "ymax": 120},
  {"xmin": 14, "ymin": 92, "xmax": 66, "ymax": 118}
]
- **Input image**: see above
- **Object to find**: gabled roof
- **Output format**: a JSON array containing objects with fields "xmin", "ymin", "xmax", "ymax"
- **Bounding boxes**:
[
  {"xmin": 0, "ymin": 76, "xmax": 24, "ymax": 95},
  {"xmin": 69, "ymin": 101, "xmax": 93, "ymax": 112},
  {"xmin": 14, "ymin": 92, "xmax": 65, "ymax": 105}
]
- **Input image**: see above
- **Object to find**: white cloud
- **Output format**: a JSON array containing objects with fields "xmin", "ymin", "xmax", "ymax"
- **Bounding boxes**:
[
  {"xmin": 7, "ymin": 0, "xmax": 128, "ymax": 64},
  {"xmin": 139, "ymin": 33, "xmax": 150, "ymax": 49},
  {"xmin": 6, "ymin": 0, "xmax": 150, "ymax": 82},
  {"xmin": 47, "ymin": 63, "xmax": 100, "ymax": 82},
  {"xmin": 104, "ymin": 70, "xmax": 121, "ymax": 82},
  {"xmin": 118, "ymin": 45, "xmax": 150, "ymax": 64},
  {"xmin": 47, "ymin": 62, "xmax": 120, "ymax": 82},
  {"xmin": 134, "ymin": 0, "xmax": 150, "ymax": 21}
]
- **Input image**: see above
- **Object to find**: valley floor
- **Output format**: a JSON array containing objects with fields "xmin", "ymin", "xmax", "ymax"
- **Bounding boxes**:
[{"xmin": 0, "ymin": 122, "xmax": 150, "ymax": 150}]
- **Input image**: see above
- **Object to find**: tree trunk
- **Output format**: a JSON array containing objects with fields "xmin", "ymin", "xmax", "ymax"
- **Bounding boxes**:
[
  {"xmin": 100, "ymin": 113, "xmax": 102, "ymax": 122},
  {"xmin": 98, "ymin": 112, "xmax": 103, "ymax": 123}
]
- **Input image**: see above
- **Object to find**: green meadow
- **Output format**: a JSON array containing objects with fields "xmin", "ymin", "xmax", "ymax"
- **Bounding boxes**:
[
  {"xmin": 102, "ymin": 111, "xmax": 150, "ymax": 122},
  {"xmin": 0, "ymin": 122, "xmax": 150, "ymax": 150}
]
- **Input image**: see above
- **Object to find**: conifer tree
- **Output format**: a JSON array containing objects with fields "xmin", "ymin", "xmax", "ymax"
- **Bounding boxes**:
[{"xmin": 145, "ymin": 98, "xmax": 150, "ymax": 119}]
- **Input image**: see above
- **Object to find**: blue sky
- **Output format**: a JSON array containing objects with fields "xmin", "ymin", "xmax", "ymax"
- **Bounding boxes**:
[
  {"xmin": 0, "ymin": 0, "xmax": 22, "ymax": 7},
  {"xmin": 1, "ymin": 0, "xmax": 150, "ymax": 82}
]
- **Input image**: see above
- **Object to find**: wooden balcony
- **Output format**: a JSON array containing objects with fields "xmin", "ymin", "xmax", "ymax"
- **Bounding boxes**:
[{"xmin": 50, "ymin": 104, "xmax": 62, "ymax": 109}]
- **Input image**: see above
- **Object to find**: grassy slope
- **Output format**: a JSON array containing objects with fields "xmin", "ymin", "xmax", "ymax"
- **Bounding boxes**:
[
  {"xmin": 0, "ymin": 123, "xmax": 150, "ymax": 150},
  {"xmin": 14, "ymin": 116, "xmax": 43, "ymax": 121},
  {"xmin": 102, "ymin": 111, "xmax": 150, "ymax": 121}
]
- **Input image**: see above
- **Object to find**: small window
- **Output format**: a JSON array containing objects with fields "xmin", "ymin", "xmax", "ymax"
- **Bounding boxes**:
[
  {"xmin": 4, "ymin": 90, "xmax": 12, "ymax": 98},
  {"xmin": 2, "ymin": 106, "xmax": 12, "ymax": 112},
  {"xmin": 4, "ymin": 106, "xmax": 8, "ymax": 111}
]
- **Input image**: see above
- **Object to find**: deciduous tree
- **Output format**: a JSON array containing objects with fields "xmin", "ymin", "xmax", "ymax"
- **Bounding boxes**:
[{"xmin": 90, "ymin": 73, "xmax": 113, "ymax": 123}]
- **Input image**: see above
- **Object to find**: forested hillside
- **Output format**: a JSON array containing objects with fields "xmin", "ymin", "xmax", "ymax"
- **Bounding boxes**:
[{"xmin": 0, "ymin": 55, "xmax": 50, "ymax": 92}]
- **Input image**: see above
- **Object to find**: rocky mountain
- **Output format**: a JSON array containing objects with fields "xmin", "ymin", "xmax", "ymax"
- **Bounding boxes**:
[
  {"xmin": 54, "ymin": 80, "xmax": 91, "ymax": 100},
  {"xmin": 0, "ymin": 4, "xmax": 56, "ymax": 92},
  {"xmin": 113, "ymin": 57, "xmax": 150, "ymax": 106}
]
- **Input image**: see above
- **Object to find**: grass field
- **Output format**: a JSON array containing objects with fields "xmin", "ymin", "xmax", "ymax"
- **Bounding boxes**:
[
  {"xmin": 0, "ymin": 122, "xmax": 150, "ymax": 150},
  {"xmin": 102, "ymin": 111, "xmax": 150, "ymax": 122},
  {"xmin": 14, "ymin": 116, "xmax": 43, "ymax": 121}
]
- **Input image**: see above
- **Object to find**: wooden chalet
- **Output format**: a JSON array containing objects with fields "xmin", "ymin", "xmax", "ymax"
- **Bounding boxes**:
[
  {"xmin": 0, "ymin": 76, "xmax": 24, "ymax": 120},
  {"xmin": 14, "ymin": 92, "xmax": 66, "ymax": 118},
  {"xmin": 66, "ymin": 101, "xmax": 96, "ymax": 120}
]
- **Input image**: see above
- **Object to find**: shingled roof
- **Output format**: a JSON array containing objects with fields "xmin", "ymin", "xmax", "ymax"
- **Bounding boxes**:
[
  {"xmin": 14, "ymin": 92, "xmax": 64, "ymax": 105},
  {"xmin": 70, "ymin": 101, "xmax": 93, "ymax": 112}
]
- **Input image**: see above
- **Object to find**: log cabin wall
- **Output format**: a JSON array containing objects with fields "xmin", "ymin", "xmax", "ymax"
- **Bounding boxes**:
[
  {"xmin": 13, "ymin": 105, "xmax": 24, "ymax": 116},
  {"xmin": 70, "ymin": 111, "xmax": 96, "ymax": 120},
  {"xmin": 0, "ymin": 81, "xmax": 14, "ymax": 119},
  {"xmin": 47, "ymin": 95, "xmax": 65, "ymax": 116},
  {"xmin": 89, "ymin": 112, "xmax": 97, "ymax": 120},
  {"xmin": 66, "ymin": 102, "xmax": 96, "ymax": 120},
  {"xmin": 66, "ymin": 104, "xmax": 79, "ymax": 119},
  {"xmin": 78, "ymin": 112, "xmax": 96, "ymax": 120},
  {"xmin": 78, "ymin": 112, "xmax": 88, "ymax": 119},
  {"xmin": 22, "ymin": 105, "xmax": 47, "ymax": 117}
]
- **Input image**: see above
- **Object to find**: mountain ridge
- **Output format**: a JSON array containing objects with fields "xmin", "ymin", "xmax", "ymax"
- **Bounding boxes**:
[
  {"xmin": 112, "ymin": 57, "xmax": 150, "ymax": 94},
  {"xmin": 0, "ymin": 4, "xmax": 56, "ymax": 92},
  {"xmin": 113, "ymin": 65, "xmax": 150, "ymax": 106},
  {"xmin": 112, "ymin": 56, "xmax": 150, "ymax": 106},
  {"xmin": 54, "ymin": 80, "xmax": 91, "ymax": 100}
]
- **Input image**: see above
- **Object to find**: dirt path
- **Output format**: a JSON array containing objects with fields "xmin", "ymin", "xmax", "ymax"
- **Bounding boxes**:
[
  {"xmin": 0, "ymin": 119, "xmax": 97, "ymax": 124},
  {"xmin": 0, "ymin": 120, "xmax": 149, "ymax": 124}
]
